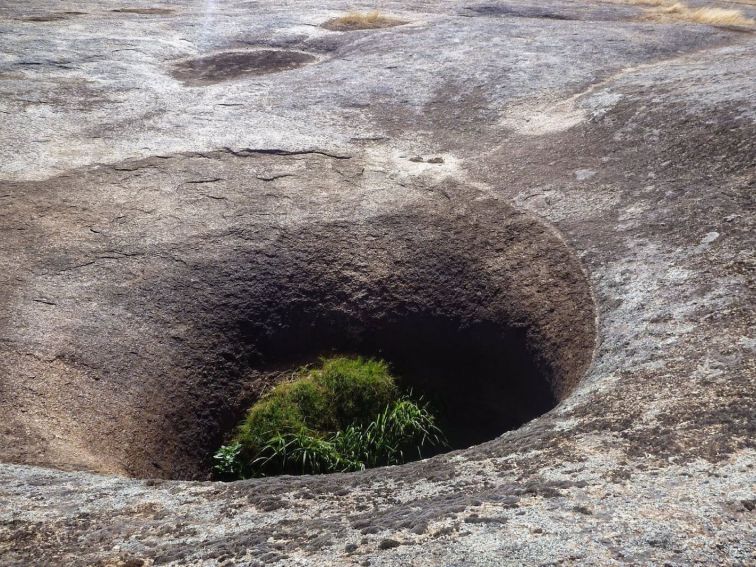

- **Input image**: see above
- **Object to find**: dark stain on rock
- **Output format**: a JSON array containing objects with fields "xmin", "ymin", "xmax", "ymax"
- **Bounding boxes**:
[
  {"xmin": 465, "ymin": 3, "xmax": 635, "ymax": 22},
  {"xmin": 170, "ymin": 50, "xmax": 318, "ymax": 86},
  {"xmin": 470, "ymin": 5, "xmax": 576, "ymax": 20},
  {"xmin": 378, "ymin": 538, "xmax": 401, "ymax": 549},
  {"xmin": 111, "ymin": 7, "xmax": 175, "ymax": 15},
  {"xmin": 21, "ymin": 12, "xmax": 86, "ymax": 22}
]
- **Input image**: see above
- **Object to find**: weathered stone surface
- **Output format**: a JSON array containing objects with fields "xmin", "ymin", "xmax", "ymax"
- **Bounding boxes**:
[{"xmin": 0, "ymin": 0, "xmax": 754, "ymax": 565}]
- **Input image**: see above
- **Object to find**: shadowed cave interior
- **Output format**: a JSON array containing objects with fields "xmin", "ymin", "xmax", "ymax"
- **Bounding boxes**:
[{"xmin": 246, "ymin": 313, "xmax": 555, "ymax": 454}]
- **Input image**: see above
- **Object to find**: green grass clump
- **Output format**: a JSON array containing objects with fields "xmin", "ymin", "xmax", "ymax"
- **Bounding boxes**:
[
  {"xmin": 334, "ymin": 397, "xmax": 445, "ymax": 468},
  {"xmin": 316, "ymin": 356, "xmax": 398, "ymax": 428},
  {"xmin": 213, "ymin": 356, "xmax": 444, "ymax": 479}
]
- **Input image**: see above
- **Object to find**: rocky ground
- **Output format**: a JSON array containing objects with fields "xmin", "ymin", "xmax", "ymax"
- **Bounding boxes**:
[{"xmin": 0, "ymin": 0, "xmax": 754, "ymax": 565}]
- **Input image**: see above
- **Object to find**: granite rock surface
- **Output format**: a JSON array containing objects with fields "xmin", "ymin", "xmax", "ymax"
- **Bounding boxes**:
[{"xmin": 0, "ymin": 1, "xmax": 754, "ymax": 565}]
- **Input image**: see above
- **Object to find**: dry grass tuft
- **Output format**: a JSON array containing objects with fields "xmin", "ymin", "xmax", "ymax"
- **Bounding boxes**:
[
  {"xmin": 643, "ymin": 1, "xmax": 754, "ymax": 26},
  {"xmin": 322, "ymin": 10, "xmax": 405, "ymax": 31},
  {"xmin": 678, "ymin": 6, "xmax": 753, "ymax": 25},
  {"xmin": 619, "ymin": 0, "xmax": 668, "ymax": 6}
]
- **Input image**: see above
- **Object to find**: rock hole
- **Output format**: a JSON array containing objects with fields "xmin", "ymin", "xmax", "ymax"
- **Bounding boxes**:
[
  {"xmin": 2, "ymin": 174, "xmax": 595, "ymax": 481},
  {"xmin": 134, "ymin": 206, "xmax": 596, "ymax": 479}
]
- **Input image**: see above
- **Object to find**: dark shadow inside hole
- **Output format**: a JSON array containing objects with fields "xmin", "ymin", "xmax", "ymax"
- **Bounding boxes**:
[
  {"xmin": 245, "ymin": 309, "xmax": 556, "ymax": 454},
  {"xmin": 372, "ymin": 318, "xmax": 554, "ymax": 450}
]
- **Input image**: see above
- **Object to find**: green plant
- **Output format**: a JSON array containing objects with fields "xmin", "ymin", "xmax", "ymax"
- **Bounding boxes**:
[
  {"xmin": 233, "ymin": 356, "xmax": 398, "ymax": 457},
  {"xmin": 244, "ymin": 397, "xmax": 445, "ymax": 477},
  {"xmin": 212, "ymin": 441, "xmax": 243, "ymax": 480},
  {"xmin": 341, "ymin": 397, "xmax": 446, "ymax": 468},
  {"xmin": 316, "ymin": 356, "xmax": 398, "ymax": 428},
  {"xmin": 253, "ymin": 430, "xmax": 344, "ymax": 475},
  {"xmin": 214, "ymin": 356, "xmax": 446, "ymax": 479}
]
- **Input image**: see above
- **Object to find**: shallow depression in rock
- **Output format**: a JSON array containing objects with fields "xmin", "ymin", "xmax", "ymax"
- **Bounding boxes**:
[{"xmin": 170, "ymin": 50, "xmax": 318, "ymax": 85}]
